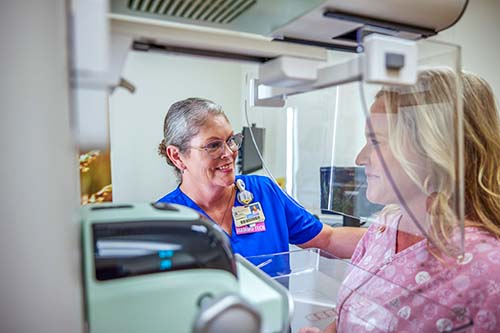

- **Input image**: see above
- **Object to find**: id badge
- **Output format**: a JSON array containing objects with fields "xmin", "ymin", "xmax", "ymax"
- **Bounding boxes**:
[{"xmin": 232, "ymin": 202, "xmax": 266, "ymax": 235}]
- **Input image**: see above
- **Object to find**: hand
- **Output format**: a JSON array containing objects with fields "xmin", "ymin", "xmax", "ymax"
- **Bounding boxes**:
[{"xmin": 298, "ymin": 321, "xmax": 337, "ymax": 333}]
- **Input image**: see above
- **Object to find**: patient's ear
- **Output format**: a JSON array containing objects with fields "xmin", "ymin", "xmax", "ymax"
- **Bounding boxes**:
[{"xmin": 166, "ymin": 145, "xmax": 185, "ymax": 171}]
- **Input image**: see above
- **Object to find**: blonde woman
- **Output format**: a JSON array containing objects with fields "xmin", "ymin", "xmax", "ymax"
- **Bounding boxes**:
[{"xmin": 303, "ymin": 69, "xmax": 500, "ymax": 332}]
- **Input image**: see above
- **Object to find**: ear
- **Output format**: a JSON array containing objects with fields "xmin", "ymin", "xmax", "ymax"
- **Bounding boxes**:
[{"xmin": 166, "ymin": 145, "xmax": 186, "ymax": 171}]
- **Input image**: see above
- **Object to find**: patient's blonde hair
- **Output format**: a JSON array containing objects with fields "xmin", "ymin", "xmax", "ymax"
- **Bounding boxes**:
[{"xmin": 379, "ymin": 68, "xmax": 500, "ymax": 257}]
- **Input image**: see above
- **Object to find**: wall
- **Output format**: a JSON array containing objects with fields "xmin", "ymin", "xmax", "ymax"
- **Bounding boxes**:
[
  {"xmin": 435, "ymin": 0, "xmax": 500, "ymax": 98},
  {"xmin": 109, "ymin": 52, "xmax": 246, "ymax": 202}
]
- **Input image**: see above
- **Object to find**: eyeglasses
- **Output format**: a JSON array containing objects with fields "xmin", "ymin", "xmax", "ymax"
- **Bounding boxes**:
[{"xmin": 191, "ymin": 133, "xmax": 243, "ymax": 158}]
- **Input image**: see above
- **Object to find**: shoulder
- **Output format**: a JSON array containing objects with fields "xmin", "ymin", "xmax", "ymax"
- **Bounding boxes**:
[
  {"xmin": 156, "ymin": 187, "xmax": 183, "ymax": 203},
  {"xmin": 237, "ymin": 174, "xmax": 273, "ymax": 185},
  {"xmin": 462, "ymin": 228, "xmax": 500, "ymax": 270},
  {"xmin": 452, "ymin": 229, "xmax": 500, "ymax": 296}
]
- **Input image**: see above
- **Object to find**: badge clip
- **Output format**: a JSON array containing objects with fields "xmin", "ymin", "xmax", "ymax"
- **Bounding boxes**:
[{"xmin": 236, "ymin": 179, "xmax": 253, "ymax": 205}]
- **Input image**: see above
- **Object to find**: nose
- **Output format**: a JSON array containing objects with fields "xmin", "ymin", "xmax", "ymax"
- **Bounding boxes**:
[{"xmin": 355, "ymin": 145, "xmax": 368, "ymax": 166}]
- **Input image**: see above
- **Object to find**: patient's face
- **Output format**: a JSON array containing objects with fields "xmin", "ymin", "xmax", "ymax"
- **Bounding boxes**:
[{"xmin": 355, "ymin": 97, "xmax": 422, "ymax": 205}]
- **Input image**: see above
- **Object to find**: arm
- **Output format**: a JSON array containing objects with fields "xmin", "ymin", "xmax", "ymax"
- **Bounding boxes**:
[
  {"xmin": 298, "ymin": 224, "xmax": 366, "ymax": 259},
  {"xmin": 260, "ymin": 175, "xmax": 366, "ymax": 257},
  {"xmin": 298, "ymin": 320, "xmax": 337, "ymax": 333}
]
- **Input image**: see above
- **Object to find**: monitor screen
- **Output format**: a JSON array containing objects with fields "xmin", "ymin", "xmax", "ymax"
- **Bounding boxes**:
[
  {"xmin": 238, "ymin": 125, "xmax": 265, "ymax": 174},
  {"xmin": 320, "ymin": 166, "xmax": 384, "ymax": 218}
]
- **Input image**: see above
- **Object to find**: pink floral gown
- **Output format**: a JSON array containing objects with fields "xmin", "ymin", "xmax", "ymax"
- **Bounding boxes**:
[{"xmin": 335, "ymin": 212, "xmax": 500, "ymax": 332}]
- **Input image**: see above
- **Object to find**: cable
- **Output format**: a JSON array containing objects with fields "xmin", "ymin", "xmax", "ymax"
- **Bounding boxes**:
[{"xmin": 242, "ymin": 99, "xmax": 277, "ymax": 184}]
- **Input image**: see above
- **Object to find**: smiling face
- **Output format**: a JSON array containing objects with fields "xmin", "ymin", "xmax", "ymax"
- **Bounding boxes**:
[
  {"xmin": 355, "ymin": 97, "xmax": 423, "ymax": 206},
  {"xmin": 180, "ymin": 114, "xmax": 238, "ymax": 191}
]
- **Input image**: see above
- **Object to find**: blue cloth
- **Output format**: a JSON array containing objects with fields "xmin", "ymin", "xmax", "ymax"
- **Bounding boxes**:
[{"xmin": 157, "ymin": 174, "xmax": 323, "ymax": 276}]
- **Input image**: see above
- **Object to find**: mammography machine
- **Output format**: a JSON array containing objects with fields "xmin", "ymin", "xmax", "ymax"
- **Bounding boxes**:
[{"xmin": 81, "ymin": 202, "xmax": 291, "ymax": 332}]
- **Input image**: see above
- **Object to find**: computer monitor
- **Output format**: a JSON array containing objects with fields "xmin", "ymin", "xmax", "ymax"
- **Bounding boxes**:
[
  {"xmin": 238, "ymin": 125, "xmax": 265, "ymax": 174},
  {"xmin": 320, "ymin": 166, "xmax": 384, "ymax": 218}
]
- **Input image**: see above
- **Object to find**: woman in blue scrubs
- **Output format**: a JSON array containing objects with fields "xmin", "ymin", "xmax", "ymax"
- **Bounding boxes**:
[{"xmin": 157, "ymin": 97, "xmax": 364, "ymax": 275}]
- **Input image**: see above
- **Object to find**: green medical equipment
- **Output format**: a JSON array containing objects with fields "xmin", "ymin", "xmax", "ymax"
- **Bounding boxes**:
[{"xmin": 80, "ymin": 202, "xmax": 291, "ymax": 333}]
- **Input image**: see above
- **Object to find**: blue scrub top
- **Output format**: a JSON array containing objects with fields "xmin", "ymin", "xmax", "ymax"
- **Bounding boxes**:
[{"xmin": 157, "ymin": 174, "xmax": 323, "ymax": 276}]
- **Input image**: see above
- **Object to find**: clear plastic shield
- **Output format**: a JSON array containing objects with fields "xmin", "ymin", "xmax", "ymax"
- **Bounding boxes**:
[{"xmin": 286, "ymin": 40, "xmax": 464, "ymax": 257}]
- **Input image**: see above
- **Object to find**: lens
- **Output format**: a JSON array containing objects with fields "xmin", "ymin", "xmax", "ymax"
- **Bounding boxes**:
[
  {"xmin": 228, "ymin": 134, "xmax": 243, "ymax": 151},
  {"xmin": 204, "ymin": 140, "xmax": 223, "ymax": 153},
  {"xmin": 202, "ymin": 134, "xmax": 243, "ymax": 158}
]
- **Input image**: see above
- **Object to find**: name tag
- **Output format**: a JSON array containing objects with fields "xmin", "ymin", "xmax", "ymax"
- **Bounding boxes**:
[{"xmin": 232, "ymin": 202, "xmax": 266, "ymax": 235}]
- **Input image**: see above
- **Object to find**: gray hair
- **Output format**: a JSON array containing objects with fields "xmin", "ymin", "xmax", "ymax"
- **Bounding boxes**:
[{"xmin": 158, "ymin": 97, "xmax": 229, "ymax": 181}]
